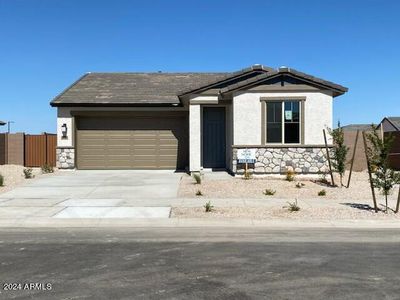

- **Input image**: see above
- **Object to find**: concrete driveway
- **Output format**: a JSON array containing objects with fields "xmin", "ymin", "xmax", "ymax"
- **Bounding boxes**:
[{"xmin": 0, "ymin": 170, "xmax": 182, "ymax": 219}]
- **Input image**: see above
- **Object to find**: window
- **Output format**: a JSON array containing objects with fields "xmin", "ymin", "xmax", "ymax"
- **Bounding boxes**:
[
  {"xmin": 266, "ymin": 100, "xmax": 301, "ymax": 144},
  {"xmin": 266, "ymin": 102, "xmax": 282, "ymax": 143}
]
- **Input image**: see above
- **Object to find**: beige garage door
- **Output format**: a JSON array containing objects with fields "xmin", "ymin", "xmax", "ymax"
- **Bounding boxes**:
[{"xmin": 76, "ymin": 114, "xmax": 188, "ymax": 170}]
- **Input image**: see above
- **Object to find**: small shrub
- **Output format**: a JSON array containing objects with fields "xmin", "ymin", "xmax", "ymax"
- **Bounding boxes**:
[
  {"xmin": 295, "ymin": 182, "xmax": 305, "ymax": 189},
  {"xmin": 0, "ymin": 174, "xmax": 3, "ymax": 187},
  {"xmin": 23, "ymin": 168, "xmax": 34, "ymax": 179},
  {"xmin": 204, "ymin": 201, "xmax": 214, "ymax": 212},
  {"xmin": 192, "ymin": 173, "xmax": 202, "ymax": 184},
  {"xmin": 195, "ymin": 190, "xmax": 203, "ymax": 196},
  {"xmin": 317, "ymin": 172, "xmax": 330, "ymax": 185},
  {"xmin": 263, "ymin": 188, "xmax": 276, "ymax": 196},
  {"xmin": 285, "ymin": 170, "xmax": 296, "ymax": 182},
  {"xmin": 243, "ymin": 170, "xmax": 252, "ymax": 180},
  {"xmin": 286, "ymin": 199, "xmax": 300, "ymax": 212},
  {"xmin": 41, "ymin": 164, "xmax": 54, "ymax": 174},
  {"xmin": 318, "ymin": 189, "xmax": 327, "ymax": 196}
]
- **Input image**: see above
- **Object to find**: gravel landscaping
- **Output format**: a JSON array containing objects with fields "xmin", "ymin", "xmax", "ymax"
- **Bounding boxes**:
[
  {"xmin": 176, "ymin": 171, "xmax": 400, "ymax": 220},
  {"xmin": 0, "ymin": 165, "xmax": 56, "ymax": 194},
  {"xmin": 171, "ymin": 206, "xmax": 400, "ymax": 220},
  {"xmin": 178, "ymin": 171, "xmax": 399, "ymax": 201}
]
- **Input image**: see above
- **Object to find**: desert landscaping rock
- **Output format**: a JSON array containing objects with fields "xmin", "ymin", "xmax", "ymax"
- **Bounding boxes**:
[
  {"xmin": 171, "ymin": 206, "xmax": 400, "ymax": 220},
  {"xmin": 0, "ymin": 165, "xmax": 49, "ymax": 195}
]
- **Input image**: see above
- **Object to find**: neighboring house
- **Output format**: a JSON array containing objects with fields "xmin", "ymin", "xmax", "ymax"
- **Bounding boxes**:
[
  {"xmin": 341, "ymin": 124, "xmax": 373, "ymax": 132},
  {"xmin": 378, "ymin": 117, "xmax": 400, "ymax": 170},
  {"xmin": 50, "ymin": 64, "xmax": 348, "ymax": 173},
  {"xmin": 379, "ymin": 117, "xmax": 400, "ymax": 133}
]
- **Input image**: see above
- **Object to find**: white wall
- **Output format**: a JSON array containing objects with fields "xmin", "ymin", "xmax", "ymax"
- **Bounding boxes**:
[
  {"xmin": 57, "ymin": 108, "xmax": 74, "ymax": 147},
  {"xmin": 233, "ymin": 91, "xmax": 333, "ymax": 145},
  {"xmin": 189, "ymin": 104, "xmax": 201, "ymax": 171}
]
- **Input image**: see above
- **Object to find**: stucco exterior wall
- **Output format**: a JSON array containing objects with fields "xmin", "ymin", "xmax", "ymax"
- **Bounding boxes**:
[
  {"xmin": 189, "ymin": 104, "xmax": 201, "ymax": 172},
  {"xmin": 57, "ymin": 108, "xmax": 75, "ymax": 148},
  {"xmin": 232, "ymin": 91, "xmax": 333, "ymax": 145}
]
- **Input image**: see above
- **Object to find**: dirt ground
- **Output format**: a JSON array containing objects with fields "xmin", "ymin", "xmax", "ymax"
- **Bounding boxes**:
[
  {"xmin": 0, "ymin": 165, "xmax": 57, "ymax": 194},
  {"xmin": 176, "ymin": 171, "xmax": 400, "ymax": 220},
  {"xmin": 178, "ymin": 171, "xmax": 399, "ymax": 201},
  {"xmin": 171, "ymin": 206, "xmax": 400, "ymax": 220}
]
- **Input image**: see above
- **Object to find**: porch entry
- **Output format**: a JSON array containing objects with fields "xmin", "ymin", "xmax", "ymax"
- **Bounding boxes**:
[{"xmin": 202, "ymin": 107, "xmax": 226, "ymax": 169}]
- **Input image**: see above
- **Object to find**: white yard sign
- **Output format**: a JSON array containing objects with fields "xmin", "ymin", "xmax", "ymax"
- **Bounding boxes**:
[{"xmin": 237, "ymin": 149, "xmax": 256, "ymax": 163}]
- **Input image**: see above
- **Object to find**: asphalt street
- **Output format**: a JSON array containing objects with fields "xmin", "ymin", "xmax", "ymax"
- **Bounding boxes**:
[{"xmin": 0, "ymin": 228, "xmax": 399, "ymax": 299}]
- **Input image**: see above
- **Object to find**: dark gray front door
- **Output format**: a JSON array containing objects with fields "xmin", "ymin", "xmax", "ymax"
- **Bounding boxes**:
[{"xmin": 202, "ymin": 107, "xmax": 226, "ymax": 168}]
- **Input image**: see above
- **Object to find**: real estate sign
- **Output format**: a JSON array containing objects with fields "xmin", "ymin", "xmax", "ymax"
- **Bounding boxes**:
[{"xmin": 237, "ymin": 148, "xmax": 256, "ymax": 163}]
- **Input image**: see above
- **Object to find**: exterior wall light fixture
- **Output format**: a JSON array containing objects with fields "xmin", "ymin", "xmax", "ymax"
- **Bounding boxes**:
[{"xmin": 61, "ymin": 123, "xmax": 68, "ymax": 139}]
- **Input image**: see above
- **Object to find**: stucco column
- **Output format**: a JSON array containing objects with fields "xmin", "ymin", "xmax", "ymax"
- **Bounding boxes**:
[
  {"xmin": 56, "ymin": 108, "xmax": 75, "ymax": 169},
  {"xmin": 189, "ymin": 104, "xmax": 201, "ymax": 172}
]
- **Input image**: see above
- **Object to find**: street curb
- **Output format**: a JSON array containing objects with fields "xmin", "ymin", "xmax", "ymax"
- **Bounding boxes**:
[{"xmin": 0, "ymin": 217, "xmax": 399, "ymax": 228}]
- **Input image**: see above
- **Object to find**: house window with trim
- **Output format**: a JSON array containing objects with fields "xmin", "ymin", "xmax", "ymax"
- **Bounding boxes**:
[{"xmin": 266, "ymin": 100, "xmax": 301, "ymax": 144}]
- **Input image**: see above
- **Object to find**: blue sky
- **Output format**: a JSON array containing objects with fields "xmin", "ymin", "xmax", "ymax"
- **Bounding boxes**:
[{"xmin": 0, "ymin": 0, "xmax": 399, "ymax": 133}]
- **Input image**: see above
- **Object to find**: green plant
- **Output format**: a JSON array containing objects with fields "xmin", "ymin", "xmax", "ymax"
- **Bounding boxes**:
[
  {"xmin": 328, "ymin": 122, "xmax": 349, "ymax": 187},
  {"xmin": 0, "ymin": 174, "xmax": 4, "ymax": 187},
  {"xmin": 23, "ymin": 168, "xmax": 34, "ymax": 179},
  {"xmin": 192, "ymin": 173, "xmax": 202, "ymax": 184},
  {"xmin": 295, "ymin": 182, "xmax": 305, "ymax": 189},
  {"xmin": 318, "ymin": 189, "xmax": 327, "ymax": 196},
  {"xmin": 366, "ymin": 127, "xmax": 400, "ymax": 213},
  {"xmin": 317, "ymin": 172, "xmax": 330, "ymax": 185},
  {"xmin": 286, "ymin": 199, "xmax": 300, "ymax": 212},
  {"xmin": 195, "ymin": 190, "xmax": 203, "ymax": 196},
  {"xmin": 285, "ymin": 170, "xmax": 296, "ymax": 182},
  {"xmin": 41, "ymin": 164, "xmax": 54, "ymax": 174},
  {"xmin": 204, "ymin": 201, "xmax": 214, "ymax": 212},
  {"xmin": 263, "ymin": 188, "xmax": 276, "ymax": 196}
]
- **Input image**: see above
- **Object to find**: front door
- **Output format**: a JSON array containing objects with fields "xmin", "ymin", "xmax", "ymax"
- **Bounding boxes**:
[{"xmin": 202, "ymin": 107, "xmax": 226, "ymax": 169}]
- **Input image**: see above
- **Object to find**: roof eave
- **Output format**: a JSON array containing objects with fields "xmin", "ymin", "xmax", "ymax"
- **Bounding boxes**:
[
  {"xmin": 51, "ymin": 102, "xmax": 183, "ymax": 108},
  {"xmin": 177, "ymin": 64, "xmax": 274, "ymax": 96},
  {"xmin": 220, "ymin": 70, "xmax": 348, "ymax": 97}
]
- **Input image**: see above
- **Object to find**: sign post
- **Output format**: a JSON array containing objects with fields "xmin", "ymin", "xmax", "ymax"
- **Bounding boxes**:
[{"xmin": 237, "ymin": 149, "xmax": 256, "ymax": 176}]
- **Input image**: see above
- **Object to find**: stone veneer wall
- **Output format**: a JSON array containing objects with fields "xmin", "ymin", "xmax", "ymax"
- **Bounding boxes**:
[
  {"xmin": 56, "ymin": 147, "xmax": 75, "ymax": 169},
  {"xmin": 232, "ymin": 147, "xmax": 333, "ymax": 174}
]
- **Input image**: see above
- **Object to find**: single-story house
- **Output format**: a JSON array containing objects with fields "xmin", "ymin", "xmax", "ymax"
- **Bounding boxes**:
[
  {"xmin": 50, "ymin": 64, "xmax": 348, "ymax": 174},
  {"xmin": 378, "ymin": 117, "xmax": 400, "ymax": 170}
]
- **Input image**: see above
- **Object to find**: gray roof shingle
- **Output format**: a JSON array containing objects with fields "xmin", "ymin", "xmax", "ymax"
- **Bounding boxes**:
[
  {"xmin": 51, "ymin": 72, "xmax": 230, "ymax": 106},
  {"xmin": 50, "ymin": 65, "xmax": 348, "ymax": 107},
  {"xmin": 387, "ymin": 117, "xmax": 400, "ymax": 130},
  {"xmin": 341, "ymin": 124, "xmax": 375, "ymax": 131}
]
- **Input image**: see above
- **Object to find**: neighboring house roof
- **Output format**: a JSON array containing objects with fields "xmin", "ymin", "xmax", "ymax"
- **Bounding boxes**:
[
  {"xmin": 381, "ymin": 117, "xmax": 400, "ymax": 131},
  {"xmin": 0, "ymin": 121, "xmax": 6, "ymax": 126},
  {"xmin": 341, "ymin": 124, "xmax": 375, "ymax": 131},
  {"xmin": 50, "ymin": 65, "xmax": 348, "ymax": 107}
]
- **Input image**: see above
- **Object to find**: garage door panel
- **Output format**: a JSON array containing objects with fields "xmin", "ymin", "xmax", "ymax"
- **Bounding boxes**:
[{"xmin": 76, "ymin": 116, "xmax": 188, "ymax": 170}]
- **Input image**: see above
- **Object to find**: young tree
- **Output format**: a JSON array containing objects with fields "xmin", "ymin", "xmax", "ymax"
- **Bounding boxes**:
[
  {"xmin": 329, "ymin": 122, "xmax": 349, "ymax": 187},
  {"xmin": 366, "ymin": 127, "xmax": 400, "ymax": 213}
]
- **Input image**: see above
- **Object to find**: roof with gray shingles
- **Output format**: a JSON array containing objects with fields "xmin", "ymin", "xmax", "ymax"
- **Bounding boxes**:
[
  {"xmin": 51, "ymin": 72, "xmax": 230, "ymax": 106},
  {"xmin": 50, "ymin": 65, "xmax": 348, "ymax": 107},
  {"xmin": 341, "ymin": 124, "xmax": 375, "ymax": 131},
  {"xmin": 386, "ymin": 117, "xmax": 400, "ymax": 130}
]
